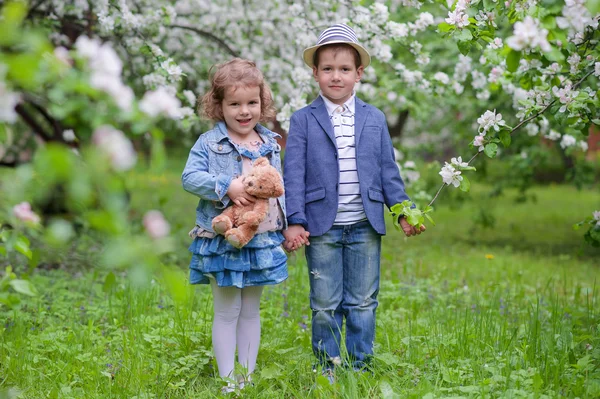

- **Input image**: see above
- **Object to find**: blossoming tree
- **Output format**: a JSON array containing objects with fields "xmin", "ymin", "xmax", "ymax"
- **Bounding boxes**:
[{"xmin": 1, "ymin": 0, "xmax": 599, "ymax": 301}]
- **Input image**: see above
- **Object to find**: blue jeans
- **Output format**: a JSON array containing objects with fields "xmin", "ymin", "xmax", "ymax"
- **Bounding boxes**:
[{"xmin": 305, "ymin": 220, "xmax": 381, "ymax": 369}]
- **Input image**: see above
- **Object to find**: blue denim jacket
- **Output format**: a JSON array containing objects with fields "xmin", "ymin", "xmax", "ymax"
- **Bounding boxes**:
[{"xmin": 182, "ymin": 121, "xmax": 287, "ymax": 232}]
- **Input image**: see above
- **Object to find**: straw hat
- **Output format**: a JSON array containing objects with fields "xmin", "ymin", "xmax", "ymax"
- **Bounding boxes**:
[{"xmin": 302, "ymin": 23, "xmax": 371, "ymax": 69}]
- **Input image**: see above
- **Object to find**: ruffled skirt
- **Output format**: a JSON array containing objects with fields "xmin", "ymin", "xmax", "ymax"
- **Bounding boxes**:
[{"xmin": 189, "ymin": 231, "xmax": 288, "ymax": 288}]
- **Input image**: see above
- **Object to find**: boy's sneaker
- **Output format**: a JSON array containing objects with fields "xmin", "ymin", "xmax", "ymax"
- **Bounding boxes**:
[{"xmin": 313, "ymin": 366, "xmax": 335, "ymax": 385}]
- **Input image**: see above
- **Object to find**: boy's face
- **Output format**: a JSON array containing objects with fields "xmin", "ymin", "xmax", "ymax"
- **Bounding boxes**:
[{"xmin": 313, "ymin": 47, "xmax": 363, "ymax": 105}]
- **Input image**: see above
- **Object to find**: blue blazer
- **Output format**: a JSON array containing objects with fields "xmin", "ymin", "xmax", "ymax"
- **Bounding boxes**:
[{"xmin": 284, "ymin": 96, "xmax": 410, "ymax": 237}]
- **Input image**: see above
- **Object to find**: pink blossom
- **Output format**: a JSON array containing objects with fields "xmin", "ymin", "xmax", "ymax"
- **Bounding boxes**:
[
  {"xmin": 143, "ymin": 210, "xmax": 170, "ymax": 239},
  {"xmin": 12, "ymin": 202, "xmax": 41, "ymax": 224}
]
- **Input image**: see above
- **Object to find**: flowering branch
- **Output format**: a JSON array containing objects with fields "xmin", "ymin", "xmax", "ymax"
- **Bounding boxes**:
[{"xmin": 427, "ymin": 67, "xmax": 596, "ymax": 209}]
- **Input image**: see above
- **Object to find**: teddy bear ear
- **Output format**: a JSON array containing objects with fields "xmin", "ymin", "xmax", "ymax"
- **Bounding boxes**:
[{"xmin": 254, "ymin": 157, "xmax": 269, "ymax": 167}]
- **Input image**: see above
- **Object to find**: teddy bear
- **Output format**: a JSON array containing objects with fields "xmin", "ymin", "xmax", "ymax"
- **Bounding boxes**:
[{"xmin": 212, "ymin": 157, "xmax": 284, "ymax": 249}]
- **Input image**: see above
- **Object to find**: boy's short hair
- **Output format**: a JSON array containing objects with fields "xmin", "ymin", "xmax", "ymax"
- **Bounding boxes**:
[
  {"xmin": 313, "ymin": 43, "xmax": 362, "ymax": 69},
  {"xmin": 200, "ymin": 58, "xmax": 276, "ymax": 122}
]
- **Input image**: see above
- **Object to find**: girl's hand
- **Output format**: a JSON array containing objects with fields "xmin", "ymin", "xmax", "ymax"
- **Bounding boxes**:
[{"xmin": 227, "ymin": 177, "xmax": 257, "ymax": 206}]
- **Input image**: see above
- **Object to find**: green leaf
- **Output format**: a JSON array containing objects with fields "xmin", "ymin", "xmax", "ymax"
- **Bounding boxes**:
[
  {"xmin": 457, "ymin": 40, "xmax": 472, "ymax": 56},
  {"xmin": 0, "ymin": 245, "xmax": 6, "ymax": 256},
  {"xmin": 459, "ymin": 175, "xmax": 471, "ymax": 192},
  {"xmin": 506, "ymin": 50, "xmax": 521, "ymax": 72},
  {"xmin": 103, "ymin": 272, "xmax": 117, "ymax": 293},
  {"xmin": 544, "ymin": 48, "xmax": 565, "ymax": 62},
  {"xmin": 499, "ymin": 130, "xmax": 511, "ymax": 147},
  {"xmin": 484, "ymin": 143, "xmax": 498, "ymax": 158},
  {"xmin": 591, "ymin": 119, "xmax": 600, "ymax": 125},
  {"xmin": 261, "ymin": 364, "xmax": 282, "ymax": 379},
  {"xmin": 9, "ymin": 279, "xmax": 37, "ymax": 296},
  {"xmin": 437, "ymin": 22, "xmax": 454, "ymax": 33},
  {"xmin": 455, "ymin": 28, "xmax": 473, "ymax": 41},
  {"xmin": 14, "ymin": 235, "xmax": 32, "ymax": 260},
  {"xmin": 424, "ymin": 213, "xmax": 436, "ymax": 226}
]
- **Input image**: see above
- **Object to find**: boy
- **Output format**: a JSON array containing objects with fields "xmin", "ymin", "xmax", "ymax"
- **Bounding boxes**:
[{"xmin": 283, "ymin": 23, "xmax": 425, "ymax": 374}]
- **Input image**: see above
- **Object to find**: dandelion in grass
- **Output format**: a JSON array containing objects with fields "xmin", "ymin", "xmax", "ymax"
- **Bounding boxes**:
[{"xmin": 485, "ymin": 254, "xmax": 494, "ymax": 259}]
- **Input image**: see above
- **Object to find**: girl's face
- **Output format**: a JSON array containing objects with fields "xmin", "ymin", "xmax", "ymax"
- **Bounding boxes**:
[{"xmin": 221, "ymin": 85, "xmax": 261, "ymax": 142}]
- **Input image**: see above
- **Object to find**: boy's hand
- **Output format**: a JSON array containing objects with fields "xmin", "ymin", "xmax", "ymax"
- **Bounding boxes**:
[
  {"xmin": 399, "ymin": 217, "xmax": 426, "ymax": 237},
  {"xmin": 227, "ymin": 176, "xmax": 257, "ymax": 206},
  {"xmin": 283, "ymin": 225, "xmax": 310, "ymax": 252}
]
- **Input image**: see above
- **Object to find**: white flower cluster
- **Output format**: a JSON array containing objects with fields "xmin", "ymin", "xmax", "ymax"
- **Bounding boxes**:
[
  {"xmin": 75, "ymin": 36, "xmax": 134, "ymax": 111},
  {"xmin": 477, "ymin": 110, "xmax": 506, "ymax": 134},
  {"xmin": 506, "ymin": 16, "xmax": 551, "ymax": 52},
  {"xmin": 439, "ymin": 156, "xmax": 469, "ymax": 187},
  {"xmin": 552, "ymin": 83, "xmax": 579, "ymax": 113},
  {"xmin": 92, "ymin": 125, "xmax": 137, "ymax": 171},
  {"xmin": 556, "ymin": 0, "xmax": 597, "ymax": 40},
  {"xmin": 445, "ymin": 0, "xmax": 471, "ymax": 29},
  {"xmin": 139, "ymin": 87, "xmax": 184, "ymax": 119},
  {"xmin": 593, "ymin": 211, "xmax": 600, "ymax": 226}
]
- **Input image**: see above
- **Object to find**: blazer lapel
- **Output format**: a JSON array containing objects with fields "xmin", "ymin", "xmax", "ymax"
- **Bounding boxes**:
[
  {"xmin": 310, "ymin": 97, "xmax": 336, "ymax": 146},
  {"xmin": 354, "ymin": 97, "xmax": 368, "ymax": 147}
]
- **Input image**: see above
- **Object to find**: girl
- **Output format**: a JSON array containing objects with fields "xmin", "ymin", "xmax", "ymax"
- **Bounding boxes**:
[{"xmin": 182, "ymin": 58, "xmax": 287, "ymax": 393}]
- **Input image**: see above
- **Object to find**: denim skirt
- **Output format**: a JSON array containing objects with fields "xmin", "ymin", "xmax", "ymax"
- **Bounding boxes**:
[{"xmin": 188, "ymin": 231, "xmax": 287, "ymax": 288}]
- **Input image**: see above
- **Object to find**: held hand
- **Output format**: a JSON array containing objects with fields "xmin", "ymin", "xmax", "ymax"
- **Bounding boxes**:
[
  {"xmin": 399, "ymin": 217, "xmax": 426, "ymax": 237},
  {"xmin": 283, "ymin": 225, "xmax": 310, "ymax": 252},
  {"xmin": 227, "ymin": 177, "xmax": 257, "ymax": 207}
]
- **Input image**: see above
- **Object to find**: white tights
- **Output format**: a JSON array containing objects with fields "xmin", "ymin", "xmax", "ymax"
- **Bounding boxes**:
[{"xmin": 210, "ymin": 280, "xmax": 264, "ymax": 379}]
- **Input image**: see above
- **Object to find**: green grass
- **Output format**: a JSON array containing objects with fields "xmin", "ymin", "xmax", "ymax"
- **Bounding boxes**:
[{"xmin": 1, "ymin": 164, "xmax": 599, "ymax": 398}]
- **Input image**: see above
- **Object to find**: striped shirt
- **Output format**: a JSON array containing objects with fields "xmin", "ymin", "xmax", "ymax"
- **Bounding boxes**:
[{"xmin": 321, "ymin": 93, "xmax": 367, "ymax": 225}]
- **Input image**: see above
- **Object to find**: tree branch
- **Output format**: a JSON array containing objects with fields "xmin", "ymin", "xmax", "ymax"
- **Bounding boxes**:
[
  {"xmin": 170, "ymin": 24, "xmax": 240, "ymax": 58},
  {"xmin": 427, "ymin": 67, "xmax": 596, "ymax": 209}
]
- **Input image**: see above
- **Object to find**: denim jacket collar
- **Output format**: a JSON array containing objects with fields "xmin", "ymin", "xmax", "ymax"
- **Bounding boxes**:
[{"xmin": 214, "ymin": 121, "xmax": 281, "ymax": 145}]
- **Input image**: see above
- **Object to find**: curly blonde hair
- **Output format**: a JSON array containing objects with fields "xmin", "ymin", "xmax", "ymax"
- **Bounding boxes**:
[{"xmin": 200, "ymin": 58, "xmax": 276, "ymax": 122}]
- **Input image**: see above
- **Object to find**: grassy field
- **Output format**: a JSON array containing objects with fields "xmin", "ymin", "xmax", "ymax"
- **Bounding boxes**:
[{"xmin": 1, "ymin": 164, "xmax": 599, "ymax": 398}]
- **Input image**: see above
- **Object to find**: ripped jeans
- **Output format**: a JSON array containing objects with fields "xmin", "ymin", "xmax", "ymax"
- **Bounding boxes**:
[{"xmin": 305, "ymin": 220, "xmax": 382, "ymax": 369}]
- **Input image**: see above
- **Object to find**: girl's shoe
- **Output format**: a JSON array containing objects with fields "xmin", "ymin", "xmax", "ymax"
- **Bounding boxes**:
[
  {"xmin": 220, "ymin": 382, "xmax": 236, "ymax": 394},
  {"xmin": 236, "ymin": 374, "xmax": 253, "ymax": 390}
]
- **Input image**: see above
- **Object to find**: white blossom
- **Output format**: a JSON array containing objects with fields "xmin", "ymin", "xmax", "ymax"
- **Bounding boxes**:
[
  {"xmin": 473, "ymin": 135, "xmax": 485, "ymax": 152},
  {"xmin": 92, "ymin": 125, "xmax": 137, "ymax": 171},
  {"xmin": 434, "ymin": 72, "xmax": 450, "ymax": 85},
  {"xmin": 552, "ymin": 84, "xmax": 579, "ymax": 113},
  {"xmin": 439, "ymin": 162, "xmax": 463, "ymax": 187},
  {"xmin": 451, "ymin": 156, "xmax": 469, "ymax": 168},
  {"xmin": 0, "ymin": 81, "xmax": 19, "ymax": 123},
  {"xmin": 143, "ymin": 210, "xmax": 171, "ymax": 239},
  {"xmin": 567, "ymin": 53, "xmax": 581, "ymax": 74},
  {"xmin": 595, "ymin": 62, "xmax": 600, "ymax": 78},
  {"xmin": 477, "ymin": 110, "xmax": 506, "ymax": 134},
  {"xmin": 139, "ymin": 87, "xmax": 182, "ymax": 119},
  {"xmin": 387, "ymin": 21, "xmax": 409, "ymax": 39},
  {"xmin": 62, "ymin": 129, "xmax": 76, "ymax": 142},
  {"xmin": 12, "ymin": 202, "xmax": 41, "ymax": 224},
  {"xmin": 544, "ymin": 130, "xmax": 561, "ymax": 141},
  {"xmin": 578, "ymin": 140, "xmax": 588, "ymax": 152},
  {"xmin": 506, "ymin": 16, "xmax": 551, "ymax": 52},
  {"xmin": 488, "ymin": 37, "xmax": 503, "ymax": 50},
  {"xmin": 445, "ymin": 9, "xmax": 470, "ymax": 28},
  {"xmin": 593, "ymin": 210, "xmax": 600, "ymax": 226},
  {"xmin": 183, "ymin": 90, "xmax": 197, "ymax": 106},
  {"xmin": 525, "ymin": 123, "xmax": 539, "ymax": 136},
  {"xmin": 559, "ymin": 134, "xmax": 577, "ymax": 149}
]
